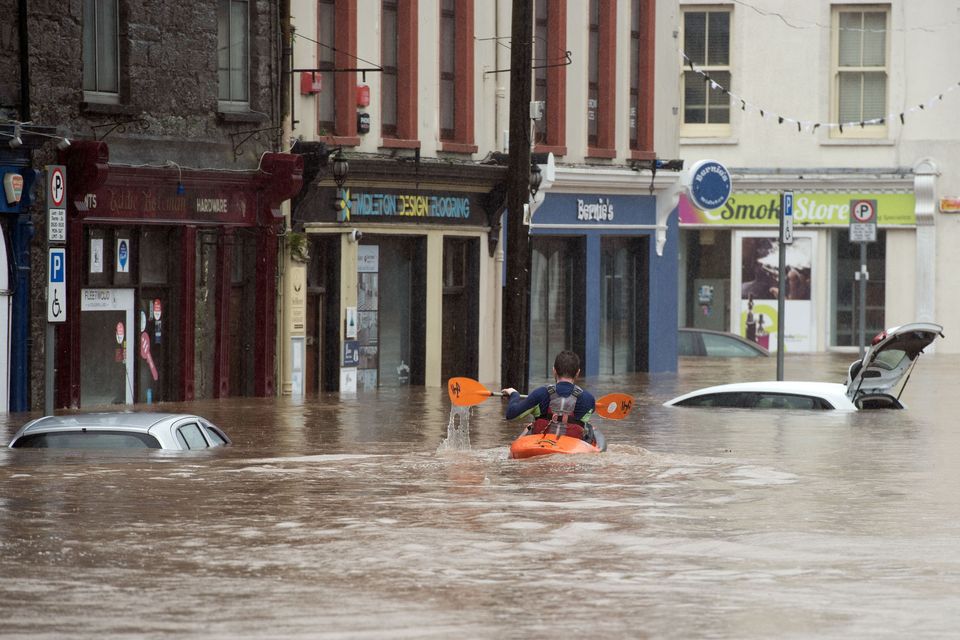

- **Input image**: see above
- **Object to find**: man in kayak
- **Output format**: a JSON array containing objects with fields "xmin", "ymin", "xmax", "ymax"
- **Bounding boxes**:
[{"xmin": 501, "ymin": 350, "xmax": 598, "ymax": 443}]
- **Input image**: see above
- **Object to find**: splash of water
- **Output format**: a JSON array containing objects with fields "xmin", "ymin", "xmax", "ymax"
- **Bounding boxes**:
[{"xmin": 437, "ymin": 405, "xmax": 472, "ymax": 451}]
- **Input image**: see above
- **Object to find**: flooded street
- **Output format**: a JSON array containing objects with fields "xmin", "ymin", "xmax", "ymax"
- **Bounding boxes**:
[{"xmin": 2, "ymin": 353, "xmax": 960, "ymax": 638}]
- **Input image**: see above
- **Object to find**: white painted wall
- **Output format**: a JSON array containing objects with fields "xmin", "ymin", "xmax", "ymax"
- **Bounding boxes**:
[{"xmin": 676, "ymin": 0, "xmax": 960, "ymax": 351}]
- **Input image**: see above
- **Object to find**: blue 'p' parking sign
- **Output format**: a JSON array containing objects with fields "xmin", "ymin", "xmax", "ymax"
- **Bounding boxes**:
[{"xmin": 48, "ymin": 247, "xmax": 66, "ymax": 323}]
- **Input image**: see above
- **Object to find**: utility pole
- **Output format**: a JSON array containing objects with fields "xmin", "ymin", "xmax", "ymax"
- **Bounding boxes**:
[{"xmin": 502, "ymin": 0, "xmax": 534, "ymax": 393}]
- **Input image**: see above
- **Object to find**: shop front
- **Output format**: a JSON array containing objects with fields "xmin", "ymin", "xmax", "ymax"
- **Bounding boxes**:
[
  {"xmin": 56, "ymin": 141, "xmax": 302, "ymax": 408},
  {"xmin": 292, "ymin": 158, "xmax": 506, "ymax": 391},
  {"xmin": 528, "ymin": 192, "xmax": 678, "ymax": 377},
  {"xmin": 679, "ymin": 189, "xmax": 918, "ymax": 352}
]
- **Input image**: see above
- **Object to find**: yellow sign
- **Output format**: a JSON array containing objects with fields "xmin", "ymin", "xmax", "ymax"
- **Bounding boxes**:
[{"xmin": 680, "ymin": 192, "xmax": 916, "ymax": 226}]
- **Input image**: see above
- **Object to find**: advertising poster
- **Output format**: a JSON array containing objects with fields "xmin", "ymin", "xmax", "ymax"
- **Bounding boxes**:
[{"xmin": 735, "ymin": 231, "xmax": 815, "ymax": 353}]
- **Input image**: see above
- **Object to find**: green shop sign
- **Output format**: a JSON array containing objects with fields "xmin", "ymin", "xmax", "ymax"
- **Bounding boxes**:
[{"xmin": 679, "ymin": 192, "xmax": 916, "ymax": 226}]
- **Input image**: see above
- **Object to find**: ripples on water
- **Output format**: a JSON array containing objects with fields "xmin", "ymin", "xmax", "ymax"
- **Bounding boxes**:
[{"xmin": 2, "ymin": 353, "xmax": 960, "ymax": 638}]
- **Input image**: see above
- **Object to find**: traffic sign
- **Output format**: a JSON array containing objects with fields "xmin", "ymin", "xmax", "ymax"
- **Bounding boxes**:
[
  {"xmin": 48, "ymin": 165, "xmax": 66, "ymax": 208},
  {"xmin": 48, "ymin": 247, "xmax": 66, "ymax": 323},
  {"xmin": 781, "ymin": 191, "xmax": 794, "ymax": 245},
  {"xmin": 849, "ymin": 199, "xmax": 877, "ymax": 243}
]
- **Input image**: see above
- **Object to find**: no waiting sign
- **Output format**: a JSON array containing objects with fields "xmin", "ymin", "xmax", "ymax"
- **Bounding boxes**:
[{"xmin": 849, "ymin": 199, "xmax": 877, "ymax": 243}]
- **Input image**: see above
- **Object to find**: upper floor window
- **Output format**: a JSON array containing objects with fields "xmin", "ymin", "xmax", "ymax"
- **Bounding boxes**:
[
  {"xmin": 218, "ymin": 0, "xmax": 249, "ymax": 110},
  {"xmin": 681, "ymin": 8, "xmax": 731, "ymax": 137},
  {"xmin": 587, "ymin": 0, "xmax": 615, "ymax": 156},
  {"xmin": 317, "ymin": 0, "xmax": 358, "ymax": 142},
  {"xmin": 381, "ymin": 0, "xmax": 418, "ymax": 145},
  {"xmin": 381, "ymin": 0, "xmax": 399, "ymax": 137},
  {"xmin": 439, "ymin": 0, "xmax": 456, "ymax": 140},
  {"xmin": 317, "ymin": 0, "xmax": 337, "ymax": 133},
  {"xmin": 83, "ymin": 0, "xmax": 120, "ymax": 103},
  {"xmin": 832, "ymin": 6, "xmax": 888, "ymax": 138},
  {"xmin": 629, "ymin": 0, "xmax": 655, "ymax": 158},
  {"xmin": 533, "ymin": 0, "xmax": 566, "ymax": 155},
  {"xmin": 439, "ymin": 0, "xmax": 476, "ymax": 152}
]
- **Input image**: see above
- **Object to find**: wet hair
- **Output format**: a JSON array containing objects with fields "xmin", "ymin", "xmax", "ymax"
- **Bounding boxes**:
[{"xmin": 553, "ymin": 350, "xmax": 580, "ymax": 379}]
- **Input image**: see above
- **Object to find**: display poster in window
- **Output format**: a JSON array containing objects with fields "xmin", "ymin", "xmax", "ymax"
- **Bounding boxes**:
[
  {"xmin": 734, "ymin": 231, "xmax": 815, "ymax": 353},
  {"xmin": 90, "ymin": 238, "xmax": 104, "ymax": 274},
  {"xmin": 356, "ymin": 244, "xmax": 379, "ymax": 389}
]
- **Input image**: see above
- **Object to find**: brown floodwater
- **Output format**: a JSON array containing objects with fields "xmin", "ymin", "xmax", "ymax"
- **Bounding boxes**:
[{"xmin": 1, "ymin": 352, "xmax": 959, "ymax": 638}]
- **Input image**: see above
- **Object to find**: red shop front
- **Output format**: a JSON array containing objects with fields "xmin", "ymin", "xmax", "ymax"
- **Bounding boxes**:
[{"xmin": 56, "ymin": 141, "xmax": 302, "ymax": 408}]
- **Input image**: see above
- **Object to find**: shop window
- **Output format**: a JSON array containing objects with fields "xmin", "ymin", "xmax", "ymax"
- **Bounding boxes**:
[
  {"xmin": 629, "ymin": 0, "xmax": 655, "ymax": 159},
  {"xmin": 442, "ymin": 238, "xmax": 479, "ymax": 381},
  {"xmin": 140, "ymin": 228, "xmax": 170, "ymax": 284},
  {"xmin": 317, "ymin": 0, "xmax": 359, "ymax": 143},
  {"xmin": 85, "ymin": 228, "xmax": 112, "ymax": 288},
  {"xmin": 831, "ymin": 6, "xmax": 888, "ymax": 139},
  {"xmin": 587, "ymin": 0, "xmax": 616, "ymax": 156},
  {"xmin": 82, "ymin": 0, "xmax": 120, "ymax": 104},
  {"xmin": 533, "ymin": 0, "xmax": 566, "ymax": 155},
  {"xmin": 831, "ymin": 229, "xmax": 886, "ymax": 347},
  {"xmin": 218, "ymin": 0, "xmax": 250, "ymax": 110},
  {"xmin": 681, "ymin": 8, "xmax": 731, "ymax": 137},
  {"xmin": 439, "ymin": 0, "xmax": 476, "ymax": 152}
]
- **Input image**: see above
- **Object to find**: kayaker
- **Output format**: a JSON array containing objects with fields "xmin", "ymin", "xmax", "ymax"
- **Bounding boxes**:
[{"xmin": 501, "ymin": 350, "xmax": 598, "ymax": 443}]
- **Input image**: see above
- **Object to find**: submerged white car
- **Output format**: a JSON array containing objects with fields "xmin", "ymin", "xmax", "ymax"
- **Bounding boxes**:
[
  {"xmin": 665, "ymin": 322, "xmax": 944, "ymax": 411},
  {"xmin": 8, "ymin": 412, "xmax": 231, "ymax": 450}
]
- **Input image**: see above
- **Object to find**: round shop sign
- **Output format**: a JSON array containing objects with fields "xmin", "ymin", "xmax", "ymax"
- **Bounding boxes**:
[{"xmin": 688, "ymin": 159, "xmax": 732, "ymax": 211}]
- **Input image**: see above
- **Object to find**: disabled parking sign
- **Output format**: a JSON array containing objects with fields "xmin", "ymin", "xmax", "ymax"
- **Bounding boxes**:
[{"xmin": 48, "ymin": 247, "xmax": 66, "ymax": 323}]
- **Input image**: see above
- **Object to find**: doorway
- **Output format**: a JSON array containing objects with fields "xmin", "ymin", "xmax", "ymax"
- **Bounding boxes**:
[
  {"xmin": 529, "ymin": 237, "xmax": 586, "ymax": 380},
  {"xmin": 441, "ymin": 237, "xmax": 479, "ymax": 381},
  {"xmin": 600, "ymin": 237, "xmax": 648, "ymax": 374}
]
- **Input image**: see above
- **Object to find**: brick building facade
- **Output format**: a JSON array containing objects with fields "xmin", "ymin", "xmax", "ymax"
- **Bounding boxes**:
[{"xmin": 1, "ymin": 1, "xmax": 302, "ymax": 410}]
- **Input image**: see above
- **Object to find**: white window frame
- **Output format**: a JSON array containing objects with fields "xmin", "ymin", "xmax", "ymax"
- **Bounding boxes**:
[
  {"xmin": 830, "ymin": 5, "xmax": 889, "ymax": 139},
  {"xmin": 680, "ymin": 6, "xmax": 732, "ymax": 138},
  {"xmin": 218, "ymin": 0, "xmax": 251, "ymax": 112},
  {"xmin": 82, "ymin": 0, "xmax": 120, "ymax": 104}
]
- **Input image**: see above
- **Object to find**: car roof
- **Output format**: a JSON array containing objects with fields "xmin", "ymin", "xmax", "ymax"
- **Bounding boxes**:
[
  {"xmin": 679, "ymin": 327, "xmax": 771, "ymax": 356},
  {"xmin": 15, "ymin": 412, "xmax": 203, "ymax": 435},
  {"xmin": 665, "ymin": 380, "xmax": 856, "ymax": 409}
]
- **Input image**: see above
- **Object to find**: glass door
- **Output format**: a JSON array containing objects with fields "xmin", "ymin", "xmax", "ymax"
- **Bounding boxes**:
[
  {"xmin": 600, "ymin": 237, "xmax": 647, "ymax": 374},
  {"xmin": 529, "ymin": 237, "xmax": 585, "ymax": 380}
]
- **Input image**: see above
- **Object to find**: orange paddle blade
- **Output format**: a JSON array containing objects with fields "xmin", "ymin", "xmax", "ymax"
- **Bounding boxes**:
[
  {"xmin": 595, "ymin": 393, "xmax": 634, "ymax": 420},
  {"xmin": 448, "ymin": 377, "xmax": 496, "ymax": 406}
]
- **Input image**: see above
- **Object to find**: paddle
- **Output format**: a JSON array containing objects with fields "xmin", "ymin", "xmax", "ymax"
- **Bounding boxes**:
[{"xmin": 447, "ymin": 377, "xmax": 634, "ymax": 420}]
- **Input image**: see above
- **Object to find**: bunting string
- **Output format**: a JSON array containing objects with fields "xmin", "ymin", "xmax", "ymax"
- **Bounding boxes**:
[{"xmin": 681, "ymin": 50, "xmax": 960, "ymax": 134}]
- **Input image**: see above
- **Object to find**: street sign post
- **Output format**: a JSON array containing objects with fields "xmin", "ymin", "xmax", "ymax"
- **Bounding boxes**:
[
  {"xmin": 776, "ymin": 191, "xmax": 794, "ymax": 380},
  {"xmin": 850, "ymin": 199, "xmax": 877, "ymax": 357}
]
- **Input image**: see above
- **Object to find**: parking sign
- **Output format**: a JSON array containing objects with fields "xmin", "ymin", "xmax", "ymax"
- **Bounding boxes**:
[{"xmin": 48, "ymin": 247, "xmax": 66, "ymax": 323}]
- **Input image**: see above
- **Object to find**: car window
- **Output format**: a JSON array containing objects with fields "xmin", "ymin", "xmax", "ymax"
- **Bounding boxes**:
[
  {"xmin": 674, "ymin": 392, "xmax": 745, "ymax": 408},
  {"xmin": 678, "ymin": 331, "xmax": 702, "ymax": 356},
  {"xmin": 203, "ymin": 425, "xmax": 228, "ymax": 446},
  {"xmin": 701, "ymin": 333, "xmax": 762, "ymax": 357},
  {"xmin": 12, "ymin": 431, "xmax": 162, "ymax": 449},
  {"xmin": 176, "ymin": 423, "xmax": 210, "ymax": 450},
  {"xmin": 749, "ymin": 393, "xmax": 831, "ymax": 410}
]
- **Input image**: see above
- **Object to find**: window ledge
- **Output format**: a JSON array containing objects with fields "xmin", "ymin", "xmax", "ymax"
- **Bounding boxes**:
[
  {"xmin": 380, "ymin": 138, "xmax": 421, "ymax": 150},
  {"xmin": 587, "ymin": 147, "xmax": 617, "ymax": 159},
  {"xmin": 680, "ymin": 137, "xmax": 740, "ymax": 146},
  {"xmin": 534, "ymin": 144, "xmax": 567, "ymax": 157},
  {"xmin": 440, "ymin": 141, "xmax": 478, "ymax": 154},
  {"xmin": 323, "ymin": 136, "xmax": 361, "ymax": 147},
  {"xmin": 630, "ymin": 149, "xmax": 656, "ymax": 161},
  {"xmin": 217, "ymin": 110, "xmax": 270, "ymax": 124},
  {"xmin": 80, "ymin": 102, "xmax": 140, "ymax": 117},
  {"xmin": 821, "ymin": 137, "xmax": 894, "ymax": 147}
]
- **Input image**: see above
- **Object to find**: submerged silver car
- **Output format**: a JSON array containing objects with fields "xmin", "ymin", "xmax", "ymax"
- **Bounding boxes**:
[{"xmin": 8, "ymin": 412, "xmax": 231, "ymax": 450}]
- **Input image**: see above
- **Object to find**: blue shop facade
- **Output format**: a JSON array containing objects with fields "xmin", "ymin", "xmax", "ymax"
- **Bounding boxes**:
[
  {"xmin": 527, "ymin": 191, "xmax": 678, "ymax": 379},
  {"xmin": 0, "ymin": 148, "xmax": 39, "ymax": 413}
]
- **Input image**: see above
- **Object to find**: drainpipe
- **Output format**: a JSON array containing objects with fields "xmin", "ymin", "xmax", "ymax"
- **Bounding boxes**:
[{"xmin": 19, "ymin": 0, "xmax": 30, "ymax": 121}]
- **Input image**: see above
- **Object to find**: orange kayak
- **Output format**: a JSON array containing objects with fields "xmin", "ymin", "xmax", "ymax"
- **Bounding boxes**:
[{"xmin": 509, "ymin": 429, "xmax": 607, "ymax": 459}]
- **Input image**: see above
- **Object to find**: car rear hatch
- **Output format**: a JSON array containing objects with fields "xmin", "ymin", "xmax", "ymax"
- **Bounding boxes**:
[{"xmin": 845, "ymin": 322, "xmax": 944, "ymax": 406}]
